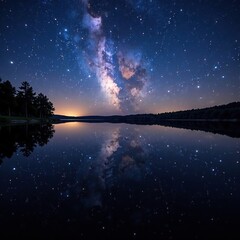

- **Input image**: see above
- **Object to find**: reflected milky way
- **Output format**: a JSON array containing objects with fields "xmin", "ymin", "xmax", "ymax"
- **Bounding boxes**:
[{"xmin": 0, "ymin": 123, "xmax": 239, "ymax": 239}]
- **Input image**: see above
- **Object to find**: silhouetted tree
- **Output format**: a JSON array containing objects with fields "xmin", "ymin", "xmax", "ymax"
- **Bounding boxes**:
[
  {"xmin": 1, "ymin": 79, "xmax": 55, "ymax": 119},
  {"xmin": 0, "ymin": 80, "xmax": 16, "ymax": 116},
  {"xmin": 17, "ymin": 81, "xmax": 36, "ymax": 118},
  {"xmin": 35, "ymin": 93, "xmax": 46, "ymax": 118},
  {"xmin": 35, "ymin": 93, "xmax": 55, "ymax": 118},
  {"xmin": 45, "ymin": 100, "xmax": 55, "ymax": 117}
]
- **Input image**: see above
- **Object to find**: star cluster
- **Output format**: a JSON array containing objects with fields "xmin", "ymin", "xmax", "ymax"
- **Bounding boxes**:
[{"xmin": 0, "ymin": 0, "xmax": 239, "ymax": 115}]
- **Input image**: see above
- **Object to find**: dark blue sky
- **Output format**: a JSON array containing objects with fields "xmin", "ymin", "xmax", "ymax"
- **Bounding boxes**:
[{"xmin": 0, "ymin": 0, "xmax": 239, "ymax": 115}]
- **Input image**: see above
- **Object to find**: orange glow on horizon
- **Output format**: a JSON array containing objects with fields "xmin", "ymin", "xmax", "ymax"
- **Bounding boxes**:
[
  {"xmin": 55, "ymin": 110, "xmax": 83, "ymax": 117},
  {"xmin": 55, "ymin": 106, "xmax": 86, "ymax": 117}
]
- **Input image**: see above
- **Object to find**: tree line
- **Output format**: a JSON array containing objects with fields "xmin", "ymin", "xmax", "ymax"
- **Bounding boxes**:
[
  {"xmin": 118, "ymin": 102, "xmax": 240, "ymax": 122},
  {"xmin": 0, "ymin": 79, "xmax": 54, "ymax": 118}
]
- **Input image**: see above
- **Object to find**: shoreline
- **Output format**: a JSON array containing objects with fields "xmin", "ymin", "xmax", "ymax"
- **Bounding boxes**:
[
  {"xmin": 0, "ymin": 116, "xmax": 58, "ymax": 125},
  {"xmin": 56, "ymin": 118, "xmax": 240, "ymax": 123},
  {"xmin": 1, "ymin": 116, "xmax": 239, "ymax": 126},
  {"xmin": 1, "ymin": 117, "xmax": 239, "ymax": 138}
]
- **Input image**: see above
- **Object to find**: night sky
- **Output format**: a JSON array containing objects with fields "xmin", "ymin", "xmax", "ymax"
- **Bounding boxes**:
[{"xmin": 0, "ymin": 0, "xmax": 239, "ymax": 116}]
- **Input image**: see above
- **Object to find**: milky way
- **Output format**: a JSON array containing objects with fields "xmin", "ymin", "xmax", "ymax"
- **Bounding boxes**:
[
  {"xmin": 81, "ymin": 0, "xmax": 149, "ymax": 112},
  {"xmin": 0, "ymin": 0, "xmax": 239, "ymax": 115},
  {"xmin": 82, "ymin": 1, "xmax": 120, "ymax": 109}
]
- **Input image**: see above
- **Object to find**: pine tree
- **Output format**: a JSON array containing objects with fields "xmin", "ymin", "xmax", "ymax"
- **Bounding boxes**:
[
  {"xmin": 17, "ymin": 81, "xmax": 36, "ymax": 118},
  {"xmin": 0, "ymin": 80, "xmax": 16, "ymax": 116}
]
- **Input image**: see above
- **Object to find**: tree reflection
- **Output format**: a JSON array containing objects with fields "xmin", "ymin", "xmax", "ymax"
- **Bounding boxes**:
[{"xmin": 0, "ymin": 124, "xmax": 55, "ymax": 163}]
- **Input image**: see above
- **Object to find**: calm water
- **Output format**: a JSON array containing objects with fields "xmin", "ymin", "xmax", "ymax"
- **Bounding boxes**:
[{"xmin": 0, "ymin": 122, "xmax": 240, "ymax": 239}]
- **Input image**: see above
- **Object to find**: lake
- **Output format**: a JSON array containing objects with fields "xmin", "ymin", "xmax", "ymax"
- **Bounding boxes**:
[{"xmin": 0, "ymin": 122, "xmax": 239, "ymax": 239}]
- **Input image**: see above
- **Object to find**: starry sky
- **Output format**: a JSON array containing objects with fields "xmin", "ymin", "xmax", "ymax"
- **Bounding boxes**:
[{"xmin": 0, "ymin": 0, "xmax": 239, "ymax": 116}]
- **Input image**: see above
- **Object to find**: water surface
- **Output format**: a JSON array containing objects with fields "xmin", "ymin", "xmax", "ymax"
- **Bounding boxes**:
[{"xmin": 0, "ymin": 122, "xmax": 239, "ymax": 239}]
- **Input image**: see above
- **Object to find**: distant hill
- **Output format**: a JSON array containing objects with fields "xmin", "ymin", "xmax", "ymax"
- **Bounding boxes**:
[
  {"xmin": 53, "ymin": 102, "xmax": 240, "ymax": 138},
  {"xmin": 53, "ymin": 102, "xmax": 240, "ymax": 123},
  {"xmin": 156, "ymin": 101, "xmax": 240, "ymax": 120},
  {"xmin": 121, "ymin": 101, "xmax": 240, "ymax": 124}
]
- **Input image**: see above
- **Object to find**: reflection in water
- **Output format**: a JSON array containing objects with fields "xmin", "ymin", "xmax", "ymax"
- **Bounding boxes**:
[
  {"xmin": 0, "ymin": 124, "xmax": 55, "ymax": 164},
  {"xmin": 80, "ymin": 128, "xmax": 121, "ymax": 208},
  {"xmin": 61, "ymin": 119, "xmax": 240, "ymax": 138},
  {"xmin": 76, "ymin": 127, "xmax": 148, "ymax": 209},
  {"xmin": 156, "ymin": 120, "xmax": 240, "ymax": 138},
  {"xmin": 0, "ymin": 122, "xmax": 239, "ymax": 239}
]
